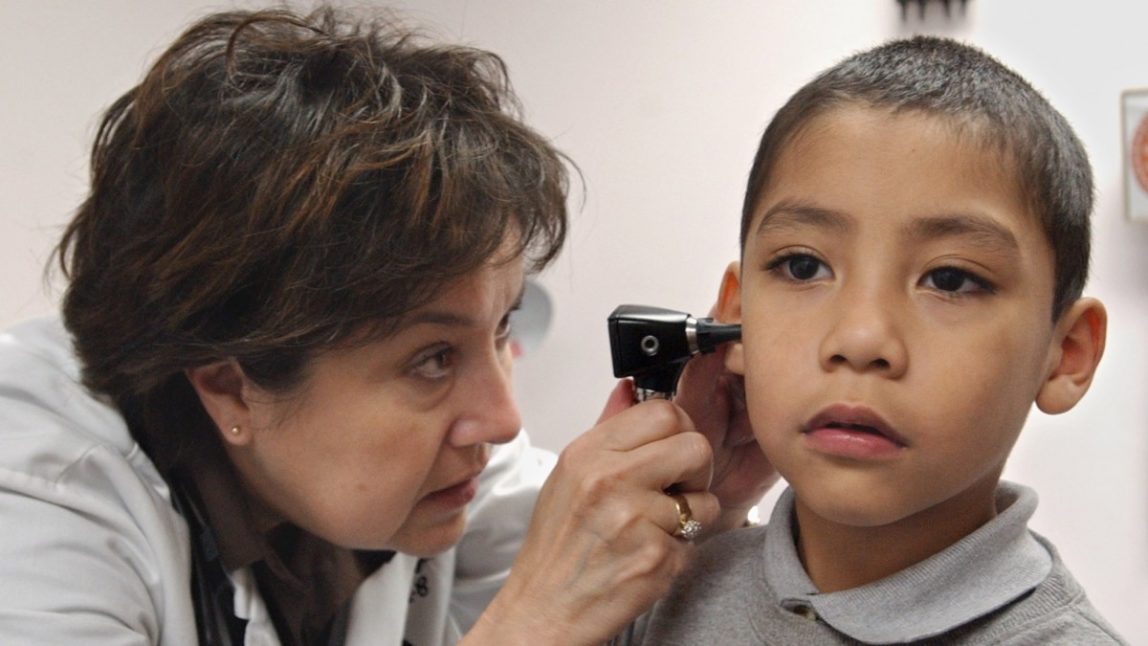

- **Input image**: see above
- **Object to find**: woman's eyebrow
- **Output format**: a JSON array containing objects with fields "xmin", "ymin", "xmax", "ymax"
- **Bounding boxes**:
[
  {"xmin": 398, "ymin": 283, "xmax": 526, "ymax": 330},
  {"xmin": 402, "ymin": 311, "xmax": 475, "ymax": 329}
]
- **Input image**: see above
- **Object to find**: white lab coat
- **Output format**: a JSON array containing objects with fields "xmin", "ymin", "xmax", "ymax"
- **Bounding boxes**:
[{"xmin": 0, "ymin": 317, "xmax": 555, "ymax": 645}]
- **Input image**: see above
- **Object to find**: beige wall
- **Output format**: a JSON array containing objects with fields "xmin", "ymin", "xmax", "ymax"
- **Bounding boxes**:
[{"xmin": 3, "ymin": 0, "xmax": 1145, "ymax": 636}]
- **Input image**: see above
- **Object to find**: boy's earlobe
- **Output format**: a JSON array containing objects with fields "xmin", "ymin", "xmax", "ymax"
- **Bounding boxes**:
[
  {"xmin": 1035, "ymin": 298, "xmax": 1107, "ymax": 414},
  {"xmin": 184, "ymin": 360, "xmax": 255, "ymax": 446},
  {"xmin": 717, "ymin": 261, "xmax": 746, "ymax": 375}
]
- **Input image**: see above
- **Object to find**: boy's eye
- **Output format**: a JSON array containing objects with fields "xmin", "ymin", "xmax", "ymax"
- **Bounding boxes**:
[
  {"xmin": 921, "ymin": 267, "xmax": 995, "ymax": 295},
  {"xmin": 768, "ymin": 253, "xmax": 831, "ymax": 282}
]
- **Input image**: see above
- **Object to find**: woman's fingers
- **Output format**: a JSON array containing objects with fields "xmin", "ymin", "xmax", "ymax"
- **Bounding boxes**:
[
  {"xmin": 622, "ymin": 427, "xmax": 714, "ymax": 494},
  {"xmin": 587, "ymin": 396, "xmax": 697, "ymax": 452},
  {"xmin": 562, "ymin": 406, "xmax": 712, "ymax": 498},
  {"xmin": 656, "ymin": 490, "xmax": 720, "ymax": 540},
  {"xmin": 472, "ymin": 381, "xmax": 728, "ymax": 645},
  {"xmin": 595, "ymin": 378, "xmax": 636, "ymax": 424}
]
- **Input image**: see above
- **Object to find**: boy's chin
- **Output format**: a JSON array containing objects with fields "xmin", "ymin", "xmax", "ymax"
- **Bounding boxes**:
[
  {"xmin": 817, "ymin": 504, "xmax": 918, "ymax": 529},
  {"xmin": 794, "ymin": 489, "xmax": 916, "ymax": 528},
  {"xmin": 790, "ymin": 473, "xmax": 1002, "ymax": 531}
]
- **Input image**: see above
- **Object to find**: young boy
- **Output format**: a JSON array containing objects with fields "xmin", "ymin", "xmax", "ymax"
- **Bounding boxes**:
[{"xmin": 636, "ymin": 36, "xmax": 1127, "ymax": 643}]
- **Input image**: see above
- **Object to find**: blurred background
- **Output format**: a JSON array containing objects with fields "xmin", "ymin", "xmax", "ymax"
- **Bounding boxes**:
[{"xmin": 2, "ymin": 0, "xmax": 1145, "ymax": 638}]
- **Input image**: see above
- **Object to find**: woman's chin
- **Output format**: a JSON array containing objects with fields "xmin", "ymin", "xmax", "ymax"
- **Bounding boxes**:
[{"xmin": 386, "ymin": 511, "xmax": 468, "ymax": 557}]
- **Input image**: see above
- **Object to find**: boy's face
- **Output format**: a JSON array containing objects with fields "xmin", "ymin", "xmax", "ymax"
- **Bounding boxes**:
[{"xmin": 726, "ymin": 106, "xmax": 1062, "ymax": 529}]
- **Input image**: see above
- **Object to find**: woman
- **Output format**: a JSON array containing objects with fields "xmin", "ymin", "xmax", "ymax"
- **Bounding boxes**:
[{"xmin": 0, "ymin": 6, "xmax": 775, "ymax": 646}]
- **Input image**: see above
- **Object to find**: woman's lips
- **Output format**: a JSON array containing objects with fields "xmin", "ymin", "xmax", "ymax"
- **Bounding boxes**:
[
  {"xmin": 802, "ymin": 404, "xmax": 907, "ymax": 460},
  {"xmin": 423, "ymin": 472, "xmax": 482, "ymax": 508}
]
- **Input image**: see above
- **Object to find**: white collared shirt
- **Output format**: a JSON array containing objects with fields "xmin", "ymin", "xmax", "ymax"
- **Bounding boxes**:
[{"xmin": 0, "ymin": 317, "xmax": 554, "ymax": 646}]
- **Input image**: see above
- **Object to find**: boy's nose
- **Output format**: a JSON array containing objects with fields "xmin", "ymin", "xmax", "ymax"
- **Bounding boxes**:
[
  {"xmin": 448, "ymin": 353, "xmax": 523, "ymax": 448},
  {"xmin": 818, "ymin": 289, "xmax": 908, "ymax": 378}
]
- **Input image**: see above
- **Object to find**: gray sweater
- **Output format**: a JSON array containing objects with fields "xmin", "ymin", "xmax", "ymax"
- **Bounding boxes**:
[{"xmin": 628, "ymin": 483, "xmax": 1126, "ymax": 645}]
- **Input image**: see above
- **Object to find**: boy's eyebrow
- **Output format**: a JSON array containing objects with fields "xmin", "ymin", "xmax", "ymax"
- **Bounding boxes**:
[
  {"xmin": 755, "ymin": 202, "xmax": 1020, "ymax": 252},
  {"xmin": 903, "ymin": 214, "xmax": 1019, "ymax": 251},
  {"xmin": 754, "ymin": 200, "xmax": 853, "ymax": 236}
]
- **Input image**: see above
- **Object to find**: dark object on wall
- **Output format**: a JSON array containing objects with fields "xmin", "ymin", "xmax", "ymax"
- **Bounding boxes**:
[{"xmin": 898, "ymin": 0, "xmax": 969, "ymax": 20}]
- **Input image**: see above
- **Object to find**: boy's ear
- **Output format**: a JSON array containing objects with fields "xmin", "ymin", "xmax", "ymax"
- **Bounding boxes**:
[
  {"xmin": 1035, "ymin": 297, "xmax": 1107, "ymax": 414},
  {"xmin": 185, "ymin": 360, "xmax": 255, "ymax": 446},
  {"xmin": 717, "ymin": 261, "xmax": 745, "ymax": 376}
]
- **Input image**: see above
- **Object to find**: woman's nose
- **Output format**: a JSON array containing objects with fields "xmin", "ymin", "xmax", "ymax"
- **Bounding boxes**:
[
  {"xmin": 818, "ymin": 284, "xmax": 908, "ymax": 378},
  {"xmin": 448, "ymin": 351, "xmax": 522, "ymax": 447}
]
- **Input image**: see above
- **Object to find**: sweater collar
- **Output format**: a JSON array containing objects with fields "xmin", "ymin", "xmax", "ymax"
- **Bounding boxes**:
[{"xmin": 762, "ymin": 481, "xmax": 1052, "ymax": 643}]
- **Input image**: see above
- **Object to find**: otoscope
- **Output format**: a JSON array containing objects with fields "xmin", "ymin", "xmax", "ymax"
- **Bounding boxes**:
[{"xmin": 607, "ymin": 305, "xmax": 742, "ymax": 401}]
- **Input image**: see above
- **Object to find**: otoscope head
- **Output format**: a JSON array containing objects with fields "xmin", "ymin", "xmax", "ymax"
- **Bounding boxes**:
[
  {"xmin": 608, "ymin": 305, "xmax": 692, "ymax": 381},
  {"xmin": 607, "ymin": 304, "xmax": 742, "ymax": 400}
]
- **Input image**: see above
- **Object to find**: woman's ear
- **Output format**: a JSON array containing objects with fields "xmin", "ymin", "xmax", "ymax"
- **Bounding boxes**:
[
  {"xmin": 1035, "ymin": 297, "xmax": 1107, "ymax": 414},
  {"xmin": 185, "ymin": 360, "xmax": 254, "ymax": 446},
  {"xmin": 717, "ymin": 261, "xmax": 745, "ymax": 376}
]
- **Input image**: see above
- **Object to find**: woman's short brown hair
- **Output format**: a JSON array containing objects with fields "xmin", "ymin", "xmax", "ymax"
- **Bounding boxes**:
[{"xmin": 56, "ymin": 7, "xmax": 568, "ymax": 456}]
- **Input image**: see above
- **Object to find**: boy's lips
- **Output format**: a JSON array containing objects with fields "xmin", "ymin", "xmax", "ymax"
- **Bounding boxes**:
[{"xmin": 802, "ymin": 404, "xmax": 908, "ymax": 458}]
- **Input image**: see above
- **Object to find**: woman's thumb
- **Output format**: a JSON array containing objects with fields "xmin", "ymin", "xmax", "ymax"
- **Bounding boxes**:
[{"xmin": 596, "ymin": 379, "xmax": 635, "ymax": 423}]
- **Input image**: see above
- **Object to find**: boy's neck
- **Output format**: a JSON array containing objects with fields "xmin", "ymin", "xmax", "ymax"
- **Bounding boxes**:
[{"xmin": 793, "ymin": 475, "xmax": 1000, "ymax": 593}]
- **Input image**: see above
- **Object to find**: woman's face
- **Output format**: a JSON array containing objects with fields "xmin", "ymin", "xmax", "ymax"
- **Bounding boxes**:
[{"xmin": 229, "ymin": 257, "xmax": 526, "ymax": 556}]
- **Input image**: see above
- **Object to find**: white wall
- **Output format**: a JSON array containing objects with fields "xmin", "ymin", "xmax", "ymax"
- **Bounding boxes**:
[{"xmin": 3, "ymin": 0, "xmax": 1145, "ymax": 639}]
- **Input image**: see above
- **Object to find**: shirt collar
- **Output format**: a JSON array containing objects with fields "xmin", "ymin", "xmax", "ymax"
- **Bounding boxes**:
[
  {"xmin": 166, "ymin": 424, "xmax": 393, "ymax": 645},
  {"xmin": 763, "ymin": 481, "xmax": 1052, "ymax": 643}
]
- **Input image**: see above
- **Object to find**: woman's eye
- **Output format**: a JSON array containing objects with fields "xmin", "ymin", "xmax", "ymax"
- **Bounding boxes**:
[
  {"xmin": 922, "ymin": 267, "xmax": 995, "ymax": 295},
  {"xmin": 768, "ymin": 253, "xmax": 831, "ymax": 282},
  {"xmin": 496, "ymin": 313, "xmax": 513, "ymax": 343},
  {"xmin": 410, "ymin": 347, "xmax": 454, "ymax": 380}
]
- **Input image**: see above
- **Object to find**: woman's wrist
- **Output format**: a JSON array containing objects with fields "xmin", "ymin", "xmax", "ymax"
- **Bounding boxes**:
[{"xmin": 463, "ymin": 583, "xmax": 566, "ymax": 646}]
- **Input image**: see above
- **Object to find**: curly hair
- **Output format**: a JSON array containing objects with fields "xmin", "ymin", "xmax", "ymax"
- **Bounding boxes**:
[{"xmin": 55, "ymin": 6, "xmax": 569, "ymax": 457}]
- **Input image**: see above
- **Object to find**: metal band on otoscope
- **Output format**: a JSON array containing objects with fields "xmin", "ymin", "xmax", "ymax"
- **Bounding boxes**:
[
  {"xmin": 635, "ymin": 387, "xmax": 670, "ymax": 402},
  {"xmin": 685, "ymin": 316, "xmax": 699, "ymax": 355}
]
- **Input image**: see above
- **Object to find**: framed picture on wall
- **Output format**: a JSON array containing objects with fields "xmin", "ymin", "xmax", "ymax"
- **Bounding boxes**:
[{"xmin": 1122, "ymin": 88, "xmax": 1148, "ymax": 222}]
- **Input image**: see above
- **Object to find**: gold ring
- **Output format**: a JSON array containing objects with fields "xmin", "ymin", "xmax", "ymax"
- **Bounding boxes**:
[{"xmin": 670, "ymin": 493, "xmax": 703, "ymax": 541}]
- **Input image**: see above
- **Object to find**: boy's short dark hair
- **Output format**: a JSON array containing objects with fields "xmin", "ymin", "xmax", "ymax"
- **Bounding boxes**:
[{"xmin": 740, "ymin": 36, "xmax": 1092, "ymax": 319}]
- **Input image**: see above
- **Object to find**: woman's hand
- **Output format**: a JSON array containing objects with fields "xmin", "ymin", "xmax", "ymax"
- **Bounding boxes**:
[
  {"xmin": 674, "ymin": 340, "xmax": 779, "ymax": 537},
  {"xmin": 464, "ymin": 380, "xmax": 719, "ymax": 645}
]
